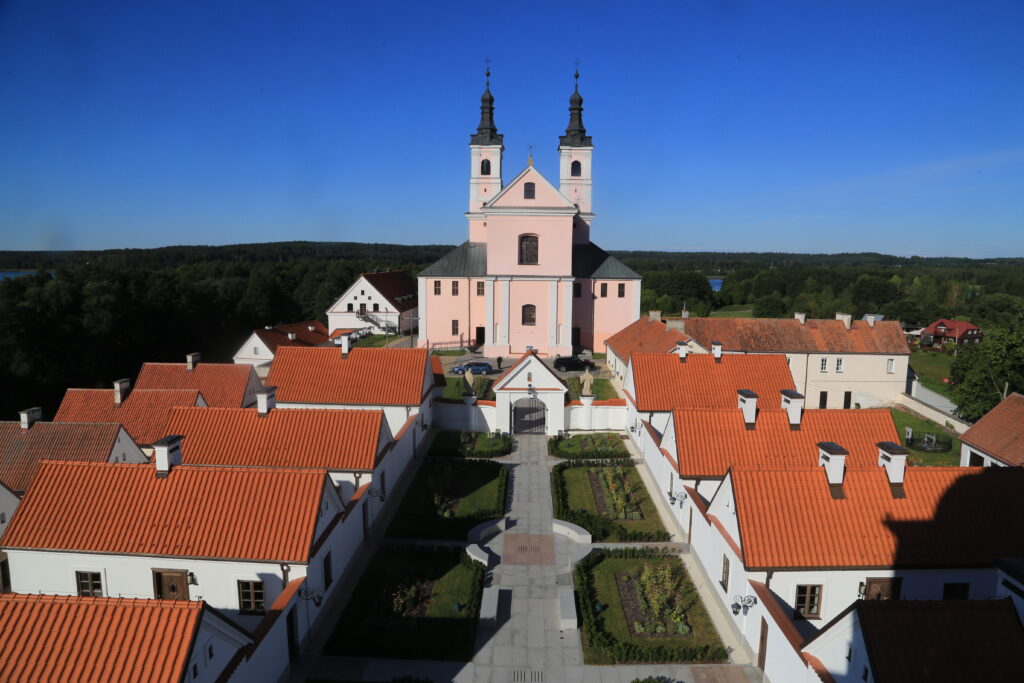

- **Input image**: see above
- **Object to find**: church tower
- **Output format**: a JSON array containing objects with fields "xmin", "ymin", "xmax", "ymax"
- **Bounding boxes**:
[
  {"xmin": 558, "ymin": 70, "xmax": 593, "ymax": 216},
  {"xmin": 468, "ymin": 69, "xmax": 503, "ymax": 212}
]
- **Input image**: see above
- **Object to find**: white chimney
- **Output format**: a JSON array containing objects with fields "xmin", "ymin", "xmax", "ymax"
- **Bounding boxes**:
[
  {"xmin": 19, "ymin": 407, "xmax": 42, "ymax": 430},
  {"xmin": 877, "ymin": 441, "xmax": 909, "ymax": 486},
  {"xmin": 675, "ymin": 341, "xmax": 688, "ymax": 362},
  {"xmin": 712, "ymin": 341, "xmax": 723, "ymax": 362},
  {"xmin": 287, "ymin": 332, "xmax": 297, "ymax": 340},
  {"xmin": 256, "ymin": 386, "xmax": 276, "ymax": 416},
  {"xmin": 113, "ymin": 378, "xmax": 131, "ymax": 405},
  {"xmin": 866, "ymin": 314, "xmax": 877, "ymax": 328},
  {"xmin": 649, "ymin": 310, "xmax": 662, "ymax": 322},
  {"xmin": 154, "ymin": 435, "xmax": 183, "ymax": 477},
  {"xmin": 818, "ymin": 442, "xmax": 848, "ymax": 487},
  {"xmin": 780, "ymin": 390, "xmax": 805, "ymax": 428},
  {"xmin": 307, "ymin": 325, "xmax": 316, "ymax": 332},
  {"xmin": 186, "ymin": 352, "xmax": 201, "ymax": 371},
  {"xmin": 681, "ymin": 309, "xmax": 690, "ymax": 319},
  {"xmin": 341, "ymin": 334, "xmax": 351, "ymax": 355},
  {"xmin": 835, "ymin": 312, "xmax": 852, "ymax": 330},
  {"xmin": 794, "ymin": 312, "xmax": 807, "ymax": 324},
  {"xmin": 737, "ymin": 390, "xmax": 759, "ymax": 428},
  {"xmin": 265, "ymin": 325, "xmax": 273, "ymax": 330}
]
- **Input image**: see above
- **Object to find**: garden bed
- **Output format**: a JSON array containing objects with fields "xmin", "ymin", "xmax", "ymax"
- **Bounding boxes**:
[
  {"xmin": 387, "ymin": 458, "xmax": 508, "ymax": 540},
  {"xmin": 429, "ymin": 430, "xmax": 512, "ymax": 458},
  {"xmin": 890, "ymin": 408, "xmax": 960, "ymax": 467},
  {"xmin": 575, "ymin": 549, "xmax": 727, "ymax": 664},
  {"xmin": 323, "ymin": 548, "xmax": 484, "ymax": 661},
  {"xmin": 552, "ymin": 461, "xmax": 669, "ymax": 542},
  {"xmin": 548, "ymin": 432, "xmax": 630, "ymax": 459}
]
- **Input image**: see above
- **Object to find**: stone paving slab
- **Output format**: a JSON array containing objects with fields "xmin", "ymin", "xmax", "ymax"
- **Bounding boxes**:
[{"xmin": 502, "ymin": 533, "xmax": 555, "ymax": 565}]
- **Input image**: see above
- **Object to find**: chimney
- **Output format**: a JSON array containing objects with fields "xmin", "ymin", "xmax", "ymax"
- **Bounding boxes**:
[
  {"xmin": 265, "ymin": 325, "xmax": 273, "ymax": 330},
  {"xmin": 794, "ymin": 312, "xmax": 807, "ymax": 325},
  {"xmin": 780, "ymin": 390, "xmax": 805, "ymax": 429},
  {"xmin": 665, "ymin": 317, "xmax": 686, "ymax": 332},
  {"xmin": 19, "ymin": 407, "xmax": 42, "ymax": 430},
  {"xmin": 817, "ymin": 442, "xmax": 848, "ymax": 497},
  {"xmin": 835, "ymin": 312, "xmax": 852, "ymax": 330},
  {"xmin": 287, "ymin": 332, "xmax": 297, "ymax": 340},
  {"xmin": 307, "ymin": 325, "xmax": 316, "ymax": 332},
  {"xmin": 866, "ymin": 314, "xmax": 877, "ymax": 328},
  {"xmin": 186, "ymin": 352, "xmax": 201, "ymax": 371},
  {"xmin": 737, "ymin": 390, "xmax": 759, "ymax": 428},
  {"xmin": 680, "ymin": 309, "xmax": 690, "ymax": 319},
  {"xmin": 340, "ymin": 334, "xmax": 351, "ymax": 356},
  {"xmin": 113, "ymin": 378, "xmax": 131, "ymax": 405},
  {"xmin": 675, "ymin": 341, "xmax": 688, "ymax": 362},
  {"xmin": 153, "ymin": 435, "xmax": 183, "ymax": 478},
  {"xmin": 256, "ymin": 386, "xmax": 277, "ymax": 416},
  {"xmin": 649, "ymin": 310, "xmax": 662, "ymax": 322},
  {"xmin": 712, "ymin": 341, "xmax": 723, "ymax": 362},
  {"xmin": 877, "ymin": 441, "xmax": 909, "ymax": 497}
]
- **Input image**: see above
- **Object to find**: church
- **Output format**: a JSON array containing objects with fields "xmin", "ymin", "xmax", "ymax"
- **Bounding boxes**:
[{"xmin": 417, "ymin": 73, "xmax": 641, "ymax": 357}]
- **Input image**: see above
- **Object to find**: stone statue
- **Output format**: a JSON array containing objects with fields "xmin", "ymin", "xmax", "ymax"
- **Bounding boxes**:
[
  {"xmin": 464, "ymin": 368, "xmax": 476, "ymax": 395},
  {"xmin": 581, "ymin": 368, "xmax": 594, "ymax": 397}
]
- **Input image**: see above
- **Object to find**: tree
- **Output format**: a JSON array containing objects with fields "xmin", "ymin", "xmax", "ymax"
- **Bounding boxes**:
[
  {"xmin": 950, "ymin": 323, "xmax": 1024, "ymax": 421},
  {"xmin": 753, "ymin": 292, "xmax": 787, "ymax": 318}
]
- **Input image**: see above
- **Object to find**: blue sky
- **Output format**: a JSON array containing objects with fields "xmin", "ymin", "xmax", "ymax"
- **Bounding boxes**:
[{"xmin": 1, "ymin": 1, "xmax": 1022, "ymax": 256}]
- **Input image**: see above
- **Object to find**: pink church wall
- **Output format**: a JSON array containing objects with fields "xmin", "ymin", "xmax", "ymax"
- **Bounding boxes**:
[
  {"xmin": 592, "ymin": 279, "xmax": 638, "ymax": 353},
  {"xmin": 490, "ymin": 168, "xmax": 567, "ymax": 207},
  {"xmin": 423, "ymin": 278, "xmax": 468, "ymax": 345},
  {"xmin": 508, "ymin": 280, "xmax": 553, "ymax": 353},
  {"xmin": 486, "ymin": 215, "xmax": 574, "ymax": 277}
]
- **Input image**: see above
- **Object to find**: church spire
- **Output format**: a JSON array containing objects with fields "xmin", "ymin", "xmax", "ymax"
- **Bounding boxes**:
[
  {"xmin": 470, "ymin": 68, "xmax": 503, "ymax": 145},
  {"xmin": 559, "ymin": 69, "xmax": 592, "ymax": 147}
]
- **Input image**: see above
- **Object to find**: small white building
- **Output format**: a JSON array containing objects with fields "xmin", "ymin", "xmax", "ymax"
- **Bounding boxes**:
[
  {"xmin": 958, "ymin": 392, "xmax": 1024, "ymax": 467},
  {"xmin": 326, "ymin": 270, "xmax": 419, "ymax": 335},
  {"xmin": 233, "ymin": 320, "xmax": 330, "ymax": 375},
  {"xmin": 491, "ymin": 350, "xmax": 568, "ymax": 436}
]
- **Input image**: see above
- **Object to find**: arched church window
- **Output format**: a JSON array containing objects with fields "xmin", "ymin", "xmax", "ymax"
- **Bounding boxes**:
[
  {"xmin": 523, "ymin": 182, "xmax": 536, "ymax": 199},
  {"xmin": 570, "ymin": 160, "xmax": 582, "ymax": 177},
  {"xmin": 481, "ymin": 158, "xmax": 491, "ymax": 176},
  {"xmin": 518, "ymin": 235, "xmax": 539, "ymax": 265},
  {"xmin": 522, "ymin": 304, "xmax": 536, "ymax": 326}
]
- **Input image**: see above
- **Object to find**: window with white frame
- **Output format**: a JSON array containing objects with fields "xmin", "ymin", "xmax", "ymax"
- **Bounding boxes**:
[
  {"xmin": 835, "ymin": 357, "xmax": 844, "ymax": 373},
  {"xmin": 886, "ymin": 358, "xmax": 895, "ymax": 374},
  {"xmin": 820, "ymin": 358, "xmax": 828, "ymax": 372}
]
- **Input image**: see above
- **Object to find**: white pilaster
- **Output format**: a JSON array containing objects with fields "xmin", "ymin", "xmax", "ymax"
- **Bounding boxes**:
[
  {"xmin": 499, "ymin": 279, "xmax": 510, "ymax": 345},
  {"xmin": 416, "ymin": 276, "xmax": 428, "ymax": 346},
  {"xmin": 561, "ymin": 278, "xmax": 573, "ymax": 345},
  {"xmin": 548, "ymin": 280, "xmax": 558, "ymax": 348},
  {"xmin": 484, "ymin": 279, "xmax": 495, "ymax": 346}
]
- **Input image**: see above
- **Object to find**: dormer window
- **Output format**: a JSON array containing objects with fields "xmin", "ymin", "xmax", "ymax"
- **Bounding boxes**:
[
  {"xmin": 570, "ymin": 160, "xmax": 582, "ymax": 177},
  {"xmin": 519, "ymin": 235, "xmax": 539, "ymax": 265},
  {"xmin": 523, "ymin": 182, "xmax": 535, "ymax": 199},
  {"xmin": 480, "ymin": 158, "xmax": 491, "ymax": 176}
]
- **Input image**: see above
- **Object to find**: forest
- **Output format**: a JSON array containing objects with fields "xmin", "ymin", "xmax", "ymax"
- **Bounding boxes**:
[{"xmin": 2, "ymin": 243, "xmax": 1023, "ymax": 420}]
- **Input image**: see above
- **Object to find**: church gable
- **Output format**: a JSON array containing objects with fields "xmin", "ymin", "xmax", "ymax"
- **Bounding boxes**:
[
  {"xmin": 494, "ymin": 351, "xmax": 568, "ymax": 392},
  {"xmin": 485, "ymin": 165, "xmax": 576, "ymax": 210}
]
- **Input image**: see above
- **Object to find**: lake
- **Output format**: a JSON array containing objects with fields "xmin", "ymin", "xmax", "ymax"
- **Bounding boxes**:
[
  {"xmin": 0, "ymin": 271, "xmax": 34, "ymax": 280},
  {"xmin": 708, "ymin": 277, "xmax": 723, "ymax": 292}
]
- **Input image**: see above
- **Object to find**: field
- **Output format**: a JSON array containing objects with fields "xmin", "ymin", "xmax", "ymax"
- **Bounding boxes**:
[
  {"xmin": 710, "ymin": 304, "xmax": 753, "ymax": 318},
  {"xmin": 910, "ymin": 349, "xmax": 955, "ymax": 398}
]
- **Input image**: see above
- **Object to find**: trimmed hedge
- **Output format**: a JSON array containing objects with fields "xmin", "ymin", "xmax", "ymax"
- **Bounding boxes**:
[
  {"xmin": 551, "ymin": 461, "xmax": 670, "ymax": 542},
  {"xmin": 548, "ymin": 433, "xmax": 630, "ymax": 459},
  {"xmin": 429, "ymin": 430, "xmax": 513, "ymax": 458}
]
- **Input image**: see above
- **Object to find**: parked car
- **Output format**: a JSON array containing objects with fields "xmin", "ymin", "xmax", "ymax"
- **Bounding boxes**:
[
  {"xmin": 553, "ymin": 356, "xmax": 596, "ymax": 372},
  {"xmin": 452, "ymin": 361, "xmax": 493, "ymax": 375}
]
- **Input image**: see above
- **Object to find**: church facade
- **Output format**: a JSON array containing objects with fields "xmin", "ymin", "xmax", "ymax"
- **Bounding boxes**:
[{"xmin": 417, "ymin": 73, "xmax": 641, "ymax": 357}]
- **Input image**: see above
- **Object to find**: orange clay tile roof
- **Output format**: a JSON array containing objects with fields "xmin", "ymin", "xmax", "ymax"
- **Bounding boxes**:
[
  {"xmin": 267, "ymin": 347, "xmax": 430, "ymax": 406},
  {"xmin": 630, "ymin": 352, "xmax": 795, "ymax": 411},
  {"xmin": 680, "ymin": 318, "xmax": 910, "ymax": 354},
  {"xmin": 960, "ymin": 392, "xmax": 1024, "ymax": 465},
  {"xmin": 730, "ymin": 466, "xmax": 1024, "ymax": 569},
  {"xmin": 254, "ymin": 320, "xmax": 330, "ymax": 353},
  {"xmin": 136, "ymin": 362, "xmax": 258, "ymax": 408},
  {"xmin": 164, "ymin": 406, "xmax": 384, "ymax": 471},
  {"xmin": 852, "ymin": 599, "xmax": 1024, "ymax": 682},
  {"xmin": 2, "ymin": 461, "xmax": 326, "ymax": 563},
  {"xmin": 0, "ymin": 421, "xmax": 122, "ymax": 494},
  {"xmin": 672, "ymin": 408, "xmax": 898, "ymax": 477},
  {"xmin": 0, "ymin": 594, "xmax": 222, "ymax": 683},
  {"xmin": 923, "ymin": 318, "xmax": 980, "ymax": 337},
  {"xmin": 430, "ymin": 355, "xmax": 446, "ymax": 387},
  {"xmin": 54, "ymin": 388, "xmax": 203, "ymax": 445},
  {"xmin": 604, "ymin": 315, "xmax": 688, "ymax": 362}
]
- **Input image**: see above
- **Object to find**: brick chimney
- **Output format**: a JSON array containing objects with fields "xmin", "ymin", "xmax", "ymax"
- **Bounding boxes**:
[
  {"xmin": 19, "ymin": 407, "xmax": 42, "ymax": 430},
  {"xmin": 794, "ymin": 312, "xmax": 807, "ymax": 324},
  {"xmin": 154, "ymin": 435, "xmax": 183, "ymax": 478},
  {"xmin": 712, "ymin": 341, "xmax": 723, "ymax": 362},
  {"xmin": 113, "ymin": 378, "xmax": 131, "ymax": 405},
  {"xmin": 186, "ymin": 352, "xmax": 201, "ymax": 371},
  {"xmin": 835, "ymin": 312, "xmax": 852, "ymax": 330},
  {"xmin": 877, "ymin": 441, "xmax": 909, "ymax": 497},
  {"xmin": 675, "ymin": 341, "xmax": 688, "ymax": 362},
  {"xmin": 256, "ymin": 386, "xmax": 277, "ymax": 416},
  {"xmin": 818, "ymin": 442, "xmax": 848, "ymax": 497},
  {"xmin": 737, "ymin": 390, "xmax": 759, "ymax": 428},
  {"xmin": 649, "ymin": 310, "xmax": 662, "ymax": 322},
  {"xmin": 780, "ymin": 390, "xmax": 805, "ymax": 429}
]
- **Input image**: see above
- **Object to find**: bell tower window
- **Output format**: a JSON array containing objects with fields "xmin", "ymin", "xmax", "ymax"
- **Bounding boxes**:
[
  {"xmin": 523, "ymin": 182, "xmax": 535, "ymax": 199},
  {"xmin": 570, "ymin": 160, "xmax": 582, "ymax": 177},
  {"xmin": 480, "ymin": 158, "xmax": 491, "ymax": 176},
  {"xmin": 518, "ymin": 235, "xmax": 539, "ymax": 265}
]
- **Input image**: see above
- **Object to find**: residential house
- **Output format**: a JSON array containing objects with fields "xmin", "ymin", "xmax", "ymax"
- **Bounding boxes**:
[
  {"xmin": 670, "ymin": 313, "xmax": 910, "ymax": 408},
  {"xmin": 233, "ymin": 320, "xmax": 329, "ymax": 375},
  {"xmin": 603, "ymin": 311, "xmax": 688, "ymax": 382},
  {"xmin": 0, "ymin": 594, "xmax": 252, "ymax": 683},
  {"xmin": 136, "ymin": 353, "xmax": 263, "ymax": 408},
  {"xmin": 959, "ymin": 392, "xmax": 1024, "ymax": 467},
  {"xmin": 922, "ymin": 318, "xmax": 982, "ymax": 346},
  {"xmin": 326, "ymin": 270, "xmax": 419, "ymax": 335}
]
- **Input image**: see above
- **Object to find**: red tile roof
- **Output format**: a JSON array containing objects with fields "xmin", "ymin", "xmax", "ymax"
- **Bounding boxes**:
[
  {"xmin": 604, "ymin": 315, "xmax": 688, "ymax": 362},
  {"xmin": 165, "ymin": 406, "xmax": 384, "ymax": 471},
  {"xmin": 923, "ymin": 318, "xmax": 980, "ymax": 337},
  {"xmin": 672, "ymin": 408, "xmax": 898, "ymax": 477},
  {"xmin": 136, "ymin": 362, "xmax": 258, "ymax": 408},
  {"xmin": 853, "ymin": 599, "xmax": 1024, "ymax": 682},
  {"xmin": 629, "ymin": 352, "xmax": 795, "ymax": 411},
  {"xmin": 680, "ymin": 318, "xmax": 910, "ymax": 354},
  {"xmin": 960, "ymin": 392, "xmax": 1024, "ymax": 465},
  {"xmin": 54, "ymin": 388, "xmax": 203, "ymax": 444},
  {"xmin": 2, "ymin": 461, "xmax": 327, "ymax": 563},
  {"xmin": 430, "ymin": 355, "xmax": 446, "ymax": 387},
  {"xmin": 730, "ymin": 466, "xmax": 1024, "ymax": 569},
  {"xmin": 254, "ymin": 320, "xmax": 329, "ymax": 353},
  {"xmin": 362, "ymin": 271, "xmax": 418, "ymax": 312},
  {"xmin": 0, "ymin": 594, "xmax": 231, "ymax": 683},
  {"xmin": 0, "ymin": 421, "xmax": 122, "ymax": 493},
  {"xmin": 267, "ymin": 347, "xmax": 430, "ymax": 406}
]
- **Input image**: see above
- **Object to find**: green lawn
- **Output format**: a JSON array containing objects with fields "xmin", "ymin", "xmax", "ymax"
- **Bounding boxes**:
[
  {"xmin": 352, "ymin": 334, "xmax": 394, "ymax": 348},
  {"xmin": 561, "ymin": 464, "xmax": 668, "ymax": 541},
  {"xmin": 910, "ymin": 349, "xmax": 955, "ymax": 398},
  {"xmin": 441, "ymin": 376, "xmax": 496, "ymax": 400},
  {"xmin": 890, "ymin": 407, "xmax": 961, "ymax": 467},
  {"xmin": 322, "ymin": 548, "xmax": 484, "ymax": 661},
  {"xmin": 577, "ymin": 552, "xmax": 727, "ymax": 664},
  {"xmin": 710, "ymin": 304, "xmax": 753, "ymax": 318},
  {"xmin": 428, "ymin": 430, "xmax": 512, "ymax": 458},
  {"xmin": 549, "ymin": 432, "xmax": 629, "ymax": 459},
  {"xmin": 431, "ymin": 349, "xmax": 464, "ymax": 356},
  {"xmin": 566, "ymin": 377, "xmax": 619, "ymax": 400},
  {"xmin": 387, "ymin": 459, "xmax": 508, "ymax": 539}
]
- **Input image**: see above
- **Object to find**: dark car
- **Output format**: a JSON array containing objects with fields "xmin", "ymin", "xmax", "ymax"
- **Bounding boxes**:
[
  {"xmin": 452, "ymin": 361, "xmax": 493, "ymax": 375},
  {"xmin": 553, "ymin": 356, "xmax": 596, "ymax": 372}
]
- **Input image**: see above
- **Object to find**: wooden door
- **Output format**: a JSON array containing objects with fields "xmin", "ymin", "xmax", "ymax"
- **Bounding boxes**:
[
  {"xmin": 757, "ymin": 617, "xmax": 768, "ymax": 670},
  {"xmin": 864, "ymin": 577, "xmax": 901, "ymax": 600},
  {"xmin": 152, "ymin": 569, "xmax": 189, "ymax": 600}
]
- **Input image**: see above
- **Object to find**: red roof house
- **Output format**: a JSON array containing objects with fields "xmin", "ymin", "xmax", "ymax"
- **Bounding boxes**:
[
  {"xmin": 922, "ymin": 318, "xmax": 982, "ymax": 346},
  {"xmin": 960, "ymin": 392, "xmax": 1024, "ymax": 466},
  {"xmin": 136, "ymin": 355, "xmax": 263, "ymax": 408},
  {"xmin": 54, "ymin": 385, "xmax": 206, "ymax": 445}
]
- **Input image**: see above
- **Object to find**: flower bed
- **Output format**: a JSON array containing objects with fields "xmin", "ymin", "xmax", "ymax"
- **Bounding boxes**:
[
  {"xmin": 590, "ymin": 465, "xmax": 644, "ymax": 521},
  {"xmin": 548, "ymin": 432, "xmax": 630, "ymax": 459}
]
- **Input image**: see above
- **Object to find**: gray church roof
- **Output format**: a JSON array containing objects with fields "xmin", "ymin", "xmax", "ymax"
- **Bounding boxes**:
[
  {"xmin": 418, "ymin": 242, "xmax": 488, "ymax": 277},
  {"xmin": 418, "ymin": 241, "xmax": 640, "ymax": 280}
]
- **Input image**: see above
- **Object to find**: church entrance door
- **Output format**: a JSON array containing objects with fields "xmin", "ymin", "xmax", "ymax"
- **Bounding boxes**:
[
  {"xmin": 513, "ymin": 397, "xmax": 546, "ymax": 434},
  {"xmin": 475, "ymin": 326, "xmax": 485, "ymax": 348}
]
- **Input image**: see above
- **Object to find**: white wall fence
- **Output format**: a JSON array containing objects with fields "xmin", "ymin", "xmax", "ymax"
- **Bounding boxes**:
[
  {"xmin": 908, "ymin": 379, "xmax": 959, "ymax": 415},
  {"xmin": 894, "ymin": 392, "xmax": 971, "ymax": 434},
  {"xmin": 432, "ymin": 399, "xmax": 627, "ymax": 434}
]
